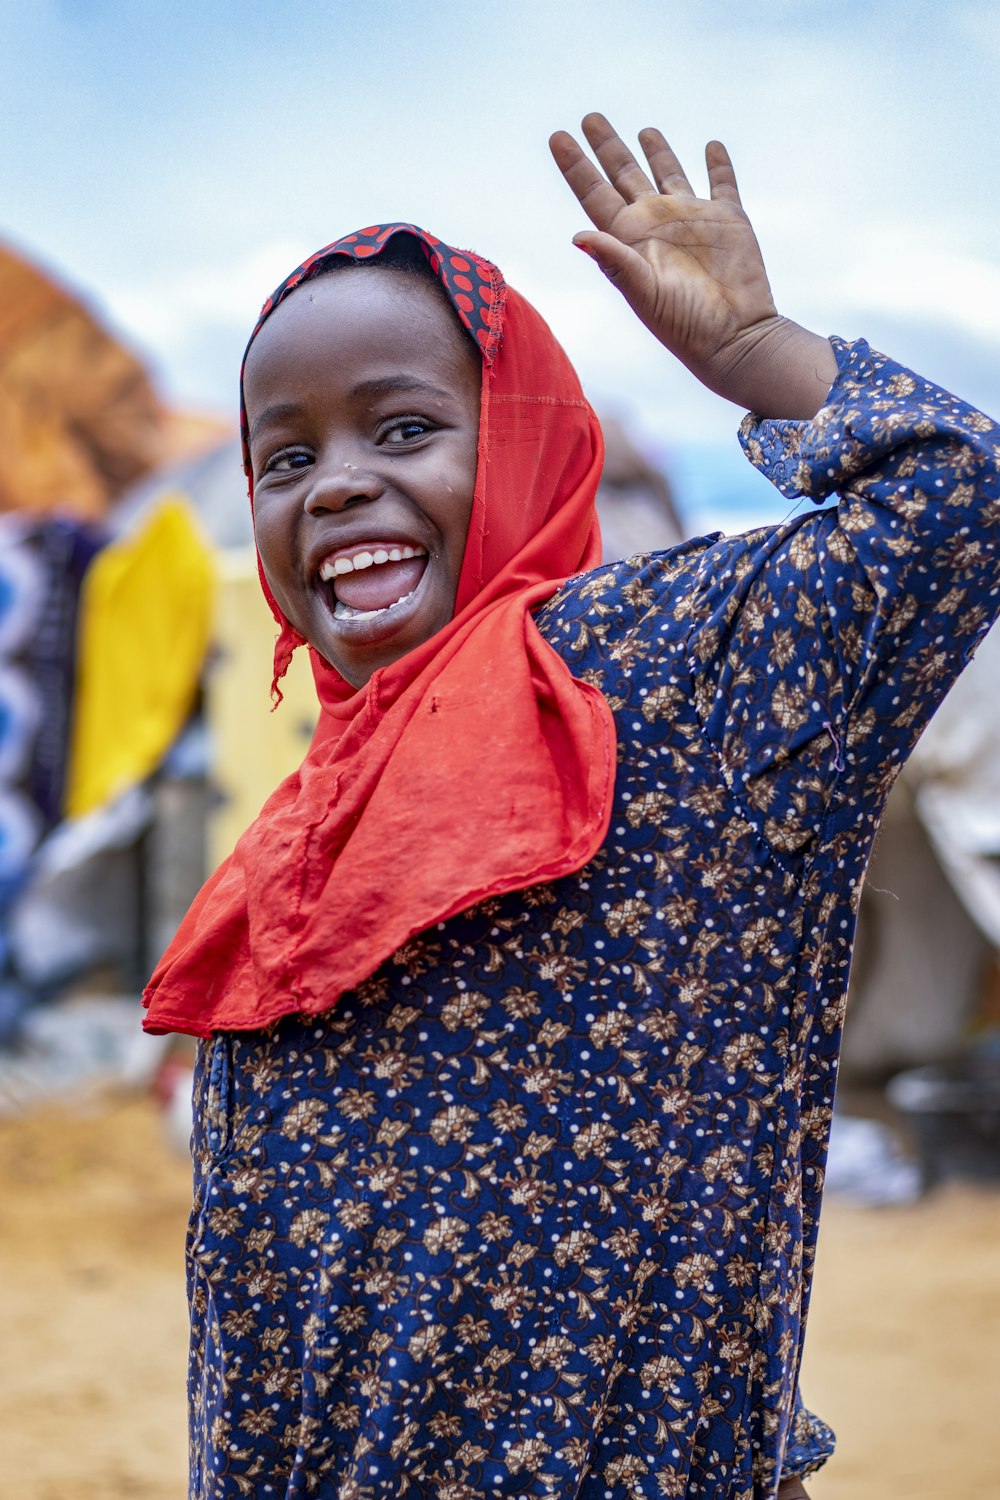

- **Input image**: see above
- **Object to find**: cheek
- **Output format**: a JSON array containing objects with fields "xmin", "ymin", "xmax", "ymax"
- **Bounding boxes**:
[
  {"xmin": 448, "ymin": 443, "xmax": 480, "ymax": 555},
  {"xmin": 252, "ymin": 497, "xmax": 286, "ymax": 569},
  {"xmin": 436, "ymin": 492, "xmax": 474, "ymax": 574},
  {"xmin": 252, "ymin": 512, "xmax": 299, "ymax": 610}
]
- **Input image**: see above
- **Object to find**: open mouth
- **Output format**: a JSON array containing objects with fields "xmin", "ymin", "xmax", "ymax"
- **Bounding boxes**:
[{"xmin": 318, "ymin": 543, "xmax": 429, "ymax": 623}]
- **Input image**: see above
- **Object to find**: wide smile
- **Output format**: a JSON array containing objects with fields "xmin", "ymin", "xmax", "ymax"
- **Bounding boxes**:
[{"xmin": 315, "ymin": 540, "xmax": 431, "ymax": 634}]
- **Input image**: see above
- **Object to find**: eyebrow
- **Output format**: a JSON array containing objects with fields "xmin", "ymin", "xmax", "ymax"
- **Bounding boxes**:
[
  {"xmin": 351, "ymin": 375, "xmax": 456, "ymax": 405},
  {"xmin": 247, "ymin": 377, "xmax": 458, "ymax": 449},
  {"xmin": 247, "ymin": 403, "xmax": 302, "ymax": 448}
]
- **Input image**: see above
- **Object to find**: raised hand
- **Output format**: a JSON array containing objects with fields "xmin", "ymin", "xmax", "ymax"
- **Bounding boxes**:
[{"xmin": 549, "ymin": 114, "xmax": 837, "ymax": 419}]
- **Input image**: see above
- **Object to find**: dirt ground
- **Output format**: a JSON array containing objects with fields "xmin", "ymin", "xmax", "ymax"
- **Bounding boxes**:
[{"xmin": 1, "ymin": 1091, "xmax": 997, "ymax": 1499}]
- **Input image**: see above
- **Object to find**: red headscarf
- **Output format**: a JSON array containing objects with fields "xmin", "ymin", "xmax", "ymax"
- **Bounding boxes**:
[{"xmin": 143, "ymin": 225, "xmax": 616, "ymax": 1036}]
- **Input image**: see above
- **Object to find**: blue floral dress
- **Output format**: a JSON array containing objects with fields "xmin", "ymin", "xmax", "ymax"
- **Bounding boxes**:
[{"xmin": 186, "ymin": 340, "xmax": 1000, "ymax": 1499}]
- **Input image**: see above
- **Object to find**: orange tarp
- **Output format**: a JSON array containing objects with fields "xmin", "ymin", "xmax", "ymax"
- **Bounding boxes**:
[{"xmin": 0, "ymin": 244, "xmax": 165, "ymax": 519}]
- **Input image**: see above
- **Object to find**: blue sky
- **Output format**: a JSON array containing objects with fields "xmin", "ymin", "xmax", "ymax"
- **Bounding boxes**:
[{"xmin": 3, "ymin": 0, "xmax": 999, "ymax": 528}]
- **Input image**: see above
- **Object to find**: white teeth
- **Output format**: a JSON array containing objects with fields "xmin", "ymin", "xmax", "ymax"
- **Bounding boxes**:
[
  {"xmin": 333, "ymin": 589, "xmax": 416, "ymax": 622},
  {"xmin": 319, "ymin": 544, "xmax": 425, "ymax": 582}
]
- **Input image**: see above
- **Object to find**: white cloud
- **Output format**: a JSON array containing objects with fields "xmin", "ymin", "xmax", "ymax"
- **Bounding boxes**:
[
  {"xmin": 104, "ymin": 239, "xmax": 306, "ymax": 358},
  {"xmin": 831, "ymin": 239, "xmax": 1000, "ymax": 343}
]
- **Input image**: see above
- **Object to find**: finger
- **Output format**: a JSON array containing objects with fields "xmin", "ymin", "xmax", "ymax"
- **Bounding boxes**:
[
  {"xmin": 705, "ymin": 140, "xmax": 743, "ymax": 206},
  {"xmin": 580, "ymin": 111, "xmax": 659, "ymax": 203},
  {"xmin": 549, "ymin": 129, "xmax": 629, "ymax": 231},
  {"xmin": 571, "ymin": 230, "xmax": 654, "ymax": 296},
  {"xmin": 637, "ymin": 126, "xmax": 695, "ymax": 197}
]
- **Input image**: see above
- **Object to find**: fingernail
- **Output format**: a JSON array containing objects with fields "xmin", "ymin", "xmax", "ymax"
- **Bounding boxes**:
[{"xmin": 574, "ymin": 241, "xmax": 597, "ymax": 259}]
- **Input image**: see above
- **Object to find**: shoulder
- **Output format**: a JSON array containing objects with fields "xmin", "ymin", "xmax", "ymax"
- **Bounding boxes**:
[
  {"xmin": 535, "ymin": 523, "xmax": 818, "ymax": 657},
  {"xmin": 535, "ymin": 536, "xmax": 722, "ymax": 642}
]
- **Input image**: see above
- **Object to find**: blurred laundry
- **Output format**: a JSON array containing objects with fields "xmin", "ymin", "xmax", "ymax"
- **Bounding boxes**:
[
  {"xmin": 65, "ymin": 496, "xmax": 214, "ymax": 817},
  {"xmin": 0, "ymin": 516, "xmax": 106, "ymax": 1037},
  {"xmin": 0, "ymin": 240, "xmax": 220, "ymax": 1045},
  {"xmin": 906, "ymin": 619, "xmax": 1000, "ymax": 947}
]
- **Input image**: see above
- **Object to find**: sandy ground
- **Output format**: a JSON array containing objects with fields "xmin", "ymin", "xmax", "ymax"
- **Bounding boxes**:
[{"xmin": 1, "ymin": 1091, "xmax": 997, "ymax": 1499}]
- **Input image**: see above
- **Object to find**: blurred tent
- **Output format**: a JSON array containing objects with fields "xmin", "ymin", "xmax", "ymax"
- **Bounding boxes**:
[
  {"xmin": 842, "ymin": 621, "xmax": 1000, "ymax": 1079},
  {"xmin": 596, "ymin": 413, "xmax": 684, "ymax": 562},
  {"xmin": 907, "ymin": 620, "xmax": 1000, "ymax": 947},
  {"xmin": 114, "ymin": 436, "xmax": 251, "ymax": 551},
  {"xmin": 0, "ymin": 242, "xmax": 165, "ymax": 519}
]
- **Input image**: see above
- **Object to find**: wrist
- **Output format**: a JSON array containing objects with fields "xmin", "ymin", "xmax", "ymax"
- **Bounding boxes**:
[{"xmin": 698, "ymin": 318, "xmax": 838, "ymax": 420}]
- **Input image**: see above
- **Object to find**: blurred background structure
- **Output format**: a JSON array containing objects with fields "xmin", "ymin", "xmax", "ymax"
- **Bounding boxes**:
[
  {"xmin": 0, "ymin": 243, "xmax": 215, "ymax": 1050},
  {"xmin": 0, "ymin": 3, "xmax": 998, "ymax": 1496}
]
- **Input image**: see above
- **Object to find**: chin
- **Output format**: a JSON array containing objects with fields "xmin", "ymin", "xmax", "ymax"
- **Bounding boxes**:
[{"xmin": 322, "ymin": 608, "xmax": 453, "ymax": 687}]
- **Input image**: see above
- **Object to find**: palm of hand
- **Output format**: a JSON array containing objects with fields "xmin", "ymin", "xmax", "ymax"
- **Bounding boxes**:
[{"xmin": 550, "ymin": 114, "xmax": 779, "ymax": 396}]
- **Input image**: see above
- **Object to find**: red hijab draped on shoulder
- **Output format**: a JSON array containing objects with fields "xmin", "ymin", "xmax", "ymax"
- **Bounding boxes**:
[{"xmin": 143, "ymin": 225, "xmax": 616, "ymax": 1036}]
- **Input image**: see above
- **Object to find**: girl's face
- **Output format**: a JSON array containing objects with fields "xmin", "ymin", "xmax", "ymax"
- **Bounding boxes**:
[{"xmin": 244, "ymin": 268, "xmax": 482, "ymax": 688}]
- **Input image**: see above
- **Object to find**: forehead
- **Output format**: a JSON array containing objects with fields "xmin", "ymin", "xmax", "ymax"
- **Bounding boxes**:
[{"xmin": 243, "ymin": 268, "xmax": 481, "ymax": 407}]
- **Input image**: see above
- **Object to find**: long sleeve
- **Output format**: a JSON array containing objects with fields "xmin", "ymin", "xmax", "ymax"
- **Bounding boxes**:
[{"xmin": 684, "ymin": 337, "xmax": 1000, "ymax": 865}]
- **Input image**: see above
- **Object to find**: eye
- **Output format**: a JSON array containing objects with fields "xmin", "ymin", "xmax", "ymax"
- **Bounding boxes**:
[
  {"xmin": 381, "ymin": 417, "xmax": 434, "ymax": 445},
  {"xmin": 261, "ymin": 447, "xmax": 313, "ymax": 476}
]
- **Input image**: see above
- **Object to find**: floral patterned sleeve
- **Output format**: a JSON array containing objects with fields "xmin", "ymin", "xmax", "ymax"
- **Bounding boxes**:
[{"xmin": 685, "ymin": 336, "xmax": 1000, "ymax": 860}]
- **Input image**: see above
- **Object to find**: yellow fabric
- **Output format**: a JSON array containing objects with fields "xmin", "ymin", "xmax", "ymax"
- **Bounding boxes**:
[
  {"xmin": 205, "ymin": 550, "xmax": 317, "ymax": 871},
  {"xmin": 66, "ymin": 496, "xmax": 215, "ymax": 817}
]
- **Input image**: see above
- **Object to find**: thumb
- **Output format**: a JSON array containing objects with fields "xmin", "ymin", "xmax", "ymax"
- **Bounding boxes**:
[{"xmin": 572, "ymin": 230, "xmax": 639, "ymax": 289}]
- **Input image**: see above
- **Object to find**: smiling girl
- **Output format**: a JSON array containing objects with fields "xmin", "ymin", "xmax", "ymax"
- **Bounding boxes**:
[
  {"xmin": 245, "ymin": 252, "xmax": 482, "ymax": 687},
  {"xmin": 145, "ymin": 115, "xmax": 1000, "ymax": 1500}
]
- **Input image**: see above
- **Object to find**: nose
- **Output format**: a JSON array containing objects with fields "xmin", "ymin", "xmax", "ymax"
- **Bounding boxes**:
[{"xmin": 303, "ymin": 453, "xmax": 384, "ymax": 515}]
